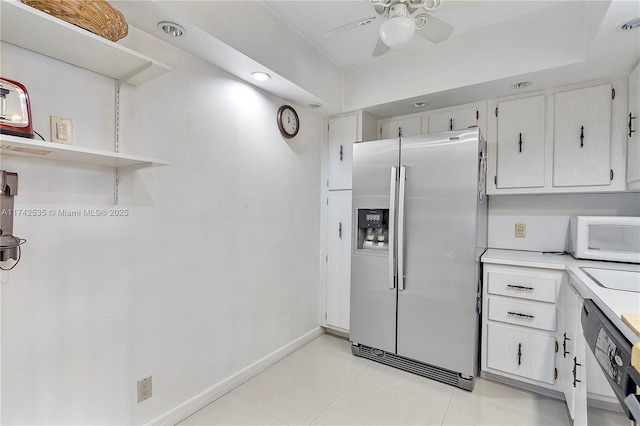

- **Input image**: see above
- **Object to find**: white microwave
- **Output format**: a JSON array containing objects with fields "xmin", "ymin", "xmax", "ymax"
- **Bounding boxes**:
[{"xmin": 569, "ymin": 216, "xmax": 640, "ymax": 263}]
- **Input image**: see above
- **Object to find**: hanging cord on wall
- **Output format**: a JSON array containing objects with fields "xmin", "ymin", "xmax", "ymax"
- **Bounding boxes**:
[{"xmin": 0, "ymin": 235, "xmax": 26, "ymax": 271}]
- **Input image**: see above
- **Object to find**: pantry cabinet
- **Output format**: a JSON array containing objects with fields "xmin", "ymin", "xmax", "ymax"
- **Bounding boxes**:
[
  {"xmin": 325, "ymin": 191, "xmax": 352, "ymax": 331},
  {"xmin": 327, "ymin": 111, "xmax": 377, "ymax": 190},
  {"xmin": 553, "ymin": 84, "xmax": 612, "ymax": 188},
  {"xmin": 328, "ymin": 115, "xmax": 357, "ymax": 190},
  {"xmin": 628, "ymin": 62, "xmax": 640, "ymax": 190},
  {"xmin": 495, "ymin": 95, "xmax": 546, "ymax": 189},
  {"xmin": 481, "ymin": 264, "xmax": 563, "ymax": 389},
  {"xmin": 324, "ymin": 111, "xmax": 376, "ymax": 331}
]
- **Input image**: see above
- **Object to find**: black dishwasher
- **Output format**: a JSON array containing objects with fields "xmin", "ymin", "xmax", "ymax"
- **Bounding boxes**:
[{"xmin": 581, "ymin": 299, "xmax": 637, "ymax": 420}]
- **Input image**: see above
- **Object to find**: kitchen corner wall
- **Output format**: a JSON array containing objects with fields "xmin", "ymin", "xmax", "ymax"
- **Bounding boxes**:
[
  {"xmin": 488, "ymin": 193, "xmax": 640, "ymax": 252},
  {"xmin": 1, "ymin": 27, "xmax": 322, "ymax": 424}
]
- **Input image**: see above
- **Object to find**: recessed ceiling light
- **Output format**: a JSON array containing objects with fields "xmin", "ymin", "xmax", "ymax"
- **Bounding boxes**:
[
  {"xmin": 308, "ymin": 103, "xmax": 322, "ymax": 109},
  {"xmin": 412, "ymin": 101, "xmax": 427, "ymax": 108},
  {"xmin": 620, "ymin": 17, "xmax": 640, "ymax": 31},
  {"xmin": 251, "ymin": 72, "xmax": 271, "ymax": 81},
  {"xmin": 158, "ymin": 21, "xmax": 186, "ymax": 38},
  {"xmin": 511, "ymin": 81, "xmax": 532, "ymax": 89}
]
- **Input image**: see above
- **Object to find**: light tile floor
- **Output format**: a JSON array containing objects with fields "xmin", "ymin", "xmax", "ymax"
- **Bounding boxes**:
[{"xmin": 179, "ymin": 333, "xmax": 630, "ymax": 425}]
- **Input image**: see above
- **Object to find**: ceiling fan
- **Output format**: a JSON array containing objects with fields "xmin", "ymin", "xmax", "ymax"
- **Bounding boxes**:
[{"xmin": 325, "ymin": 0, "xmax": 454, "ymax": 57}]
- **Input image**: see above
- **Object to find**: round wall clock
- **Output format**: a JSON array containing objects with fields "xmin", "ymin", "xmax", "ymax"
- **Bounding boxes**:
[{"xmin": 277, "ymin": 105, "xmax": 299, "ymax": 138}]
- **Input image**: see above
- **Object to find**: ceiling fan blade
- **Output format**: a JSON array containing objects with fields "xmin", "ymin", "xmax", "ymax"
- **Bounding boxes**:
[
  {"xmin": 324, "ymin": 16, "xmax": 378, "ymax": 37},
  {"xmin": 372, "ymin": 36, "xmax": 391, "ymax": 57},
  {"xmin": 415, "ymin": 13, "xmax": 453, "ymax": 44}
]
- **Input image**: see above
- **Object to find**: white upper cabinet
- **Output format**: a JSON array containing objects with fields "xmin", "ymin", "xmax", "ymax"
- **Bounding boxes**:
[
  {"xmin": 327, "ymin": 111, "xmax": 377, "ymax": 190},
  {"xmin": 496, "ymin": 96, "xmax": 546, "ymax": 189},
  {"xmin": 627, "ymin": 62, "xmax": 640, "ymax": 190},
  {"xmin": 380, "ymin": 115, "xmax": 422, "ymax": 139},
  {"xmin": 487, "ymin": 78, "xmax": 626, "ymax": 195},
  {"xmin": 553, "ymin": 84, "xmax": 612, "ymax": 188},
  {"xmin": 426, "ymin": 106, "xmax": 478, "ymax": 133},
  {"xmin": 328, "ymin": 115, "xmax": 357, "ymax": 190}
]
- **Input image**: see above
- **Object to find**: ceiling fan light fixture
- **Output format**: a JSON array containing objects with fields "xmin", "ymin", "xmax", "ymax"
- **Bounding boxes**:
[{"xmin": 380, "ymin": 16, "xmax": 416, "ymax": 47}]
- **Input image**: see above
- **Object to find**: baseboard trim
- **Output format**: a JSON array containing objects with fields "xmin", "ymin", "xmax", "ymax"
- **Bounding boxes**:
[{"xmin": 149, "ymin": 326, "xmax": 325, "ymax": 426}]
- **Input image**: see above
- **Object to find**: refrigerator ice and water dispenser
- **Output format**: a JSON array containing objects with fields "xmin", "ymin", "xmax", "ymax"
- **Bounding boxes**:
[{"xmin": 356, "ymin": 209, "xmax": 389, "ymax": 253}]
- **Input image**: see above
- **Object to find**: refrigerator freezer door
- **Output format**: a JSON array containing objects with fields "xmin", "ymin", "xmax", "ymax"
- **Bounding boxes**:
[
  {"xmin": 350, "ymin": 138, "xmax": 399, "ymax": 354},
  {"xmin": 396, "ymin": 130, "xmax": 483, "ymax": 377}
]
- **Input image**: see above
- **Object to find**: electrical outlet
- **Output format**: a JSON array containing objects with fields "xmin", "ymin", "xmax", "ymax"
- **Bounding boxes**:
[
  {"xmin": 137, "ymin": 376, "xmax": 152, "ymax": 403},
  {"xmin": 50, "ymin": 116, "xmax": 73, "ymax": 145},
  {"xmin": 515, "ymin": 223, "xmax": 527, "ymax": 238}
]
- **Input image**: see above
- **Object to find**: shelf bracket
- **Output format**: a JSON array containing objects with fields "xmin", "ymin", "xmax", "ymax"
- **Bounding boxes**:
[{"xmin": 117, "ymin": 62, "xmax": 153, "ymax": 86}]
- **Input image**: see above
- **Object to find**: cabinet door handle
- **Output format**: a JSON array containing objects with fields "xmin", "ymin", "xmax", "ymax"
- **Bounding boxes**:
[
  {"xmin": 580, "ymin": 126, "xmax": 584, "ymax": 148},
  {"xmin": 338, "ymin": 222, "xmax": 342, "ymax": 239},
  {"xmin": 339, "ymin": 145, "xmax": 344, "ymax": 161},
  {"xmin": 449, "ymin": 118, "xmax": 453, "ymax": 131},
  {"xmin": 507, "ymin": 311, "xmax": 535, "ymax": 320},
  {"xmin": 519, "ymin": 132, "xmax": 523, "ymax": 153},
  {"xmin": 630, "ymin": 113, "xmax": 637, "ymax": 138},
  {"xmin": 563, "ymin": 332, "xmax": 570, "ymax": 358},
  {"xmin": 506, "ymin": 284, "xmax": 534, "ymax": 291},
  {"xmin": 572, "ymin": 357, "xmax": 582, "ymax": 387},
  {"xmin": 517, "ymin": 343, "xmax": 522, "ymax": 366}
]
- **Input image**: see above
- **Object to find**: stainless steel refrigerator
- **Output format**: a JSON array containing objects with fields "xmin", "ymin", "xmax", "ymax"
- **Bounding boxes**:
[{"xmin": 350, "ymin": 128, "xmax": 487, "ymax": 391}]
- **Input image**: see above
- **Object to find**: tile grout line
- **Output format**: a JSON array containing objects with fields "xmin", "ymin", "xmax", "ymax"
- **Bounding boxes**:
[
  {"xmin": 307, "ymin": 362, "xmax": 374, "ymax": 425},
  {"xmin": 439, "ymin": 387, "xmax": 456, "ymax": 425},
  {"xmin": 227, "ymin": 391, "xmax": 291, "ymax": 426}
]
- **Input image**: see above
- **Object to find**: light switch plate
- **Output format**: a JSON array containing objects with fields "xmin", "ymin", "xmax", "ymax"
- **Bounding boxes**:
[{"xmin": 50, "ymin": 116, "xmax": 73, "ymax": 145}]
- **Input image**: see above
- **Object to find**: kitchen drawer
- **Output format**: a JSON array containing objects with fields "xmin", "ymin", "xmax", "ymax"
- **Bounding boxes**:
[
  {"xmin": 488, "ymin": 298, "xmax": 557, "ymax": 332},
  {"xmin": 486, "ymin": 323, "xmax": 556, "ymax": 384},
  {"xmin": 487, "ymin": 269, "xmax": 560, "ymax": 303}
]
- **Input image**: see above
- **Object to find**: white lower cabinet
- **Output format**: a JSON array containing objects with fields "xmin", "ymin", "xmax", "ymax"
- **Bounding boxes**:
[
  {"xmin": 483, "ymin": 261, "xmax": 618, "ymax": 425},
  {"xmin": 559, "ymin": 280, "xmax": 588, "ymax": 425},
  {"xmin": 486, "ymin": 323, "xmax": 557, "ymax": 384},
  {"xmin": 325, "ymin": 191, "xmax": 352, "ymax": 331},
  {"xmin": 482, "ymin": 264, "xmax": 563, "ymax": 390}
]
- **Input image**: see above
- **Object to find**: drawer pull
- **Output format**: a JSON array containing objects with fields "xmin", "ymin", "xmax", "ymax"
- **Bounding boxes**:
[
  {"xmin": 517, "ymin": 343, "xmax": 522, "ymax": 366},
  {"xmin": 506, "ymin": 284, "xmax": 534, "ymax": 291},
  {"xmin": 563, "ymin": 333, "xmax": 570, "ymax": 358},
  {"xmin": 507, "ymin": 311, "xmax": 535, "ymax": 319}
]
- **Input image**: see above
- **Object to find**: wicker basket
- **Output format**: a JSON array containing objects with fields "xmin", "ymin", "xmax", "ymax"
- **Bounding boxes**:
[{"xmin": 22, "ymin": 0, "xmax": 128, "ymax": 42}]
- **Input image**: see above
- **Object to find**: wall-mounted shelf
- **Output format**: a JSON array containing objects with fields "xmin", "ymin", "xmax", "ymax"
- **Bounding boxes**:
[
  {"xmin": 0, "ymin": 135, "xmax": 169, "ymax": 169},
  {"xmin": 0, "ymin": 0, "xmax": 170, "ymax": 85}
]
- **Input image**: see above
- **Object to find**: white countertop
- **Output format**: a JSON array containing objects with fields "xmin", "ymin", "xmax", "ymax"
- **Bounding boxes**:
[{"xmin": 482, "ymin": 249, "xmax": 640, "ymax": 345}]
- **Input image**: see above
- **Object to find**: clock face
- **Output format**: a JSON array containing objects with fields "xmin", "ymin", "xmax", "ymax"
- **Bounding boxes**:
[{"xmin": 277, "ymin": 105, "xmax": 299, "ymax": 138}]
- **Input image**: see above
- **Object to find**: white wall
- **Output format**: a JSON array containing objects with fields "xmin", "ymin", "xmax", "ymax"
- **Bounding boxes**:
[
  {"xmin": 1, "ymin": 27, "xmax": 322, "ymax": 424},
  {"xmin": 488, "ymin": 193, "xmax": 640, "ymax": 252}
]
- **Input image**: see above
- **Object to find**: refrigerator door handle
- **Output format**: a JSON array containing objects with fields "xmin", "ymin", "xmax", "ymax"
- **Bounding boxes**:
[
  {"xmin": 389, "ymin": 166, "xmax": 397, "ymax": 290},
  {"xmin": 398, "ymin": 166, "xmax": 406, "ymax": 291}
]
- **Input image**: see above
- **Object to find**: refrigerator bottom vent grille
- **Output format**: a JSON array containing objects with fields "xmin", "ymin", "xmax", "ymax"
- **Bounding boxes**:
[{"xmin": 358, "ymin": 345, "xmax": 461, "ymax": 388}]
